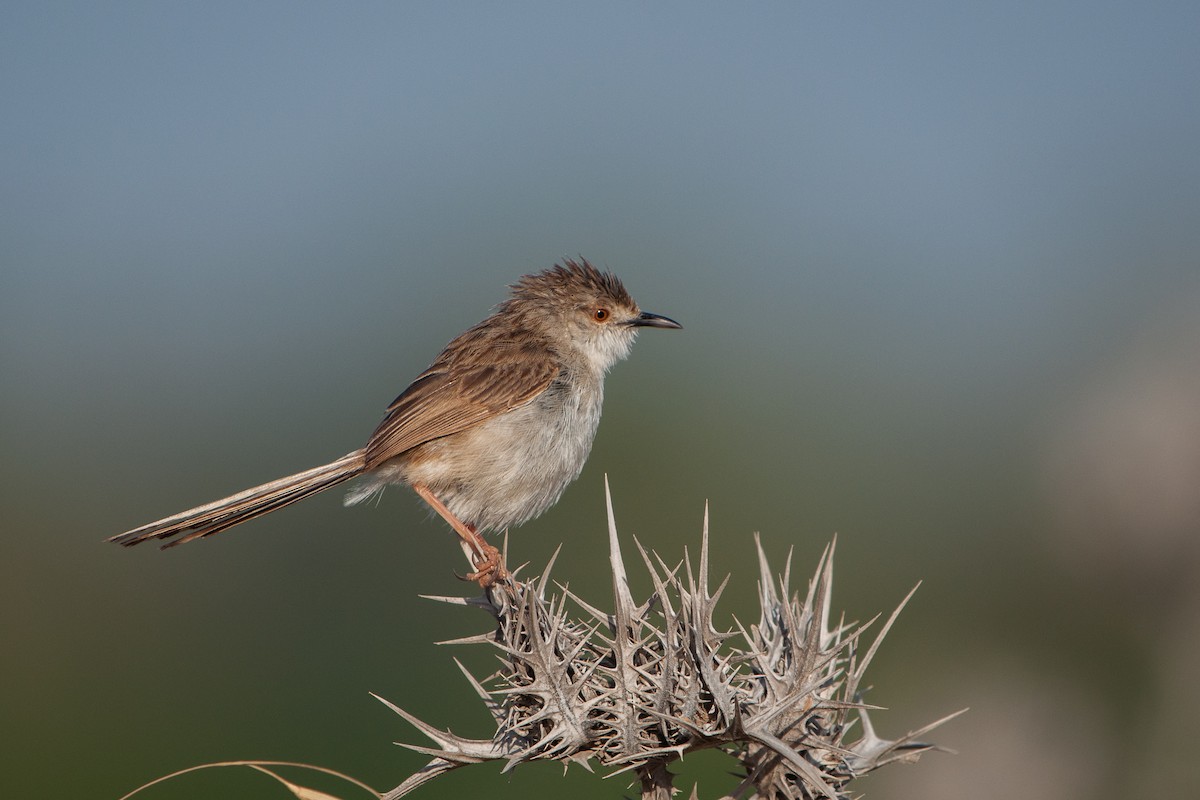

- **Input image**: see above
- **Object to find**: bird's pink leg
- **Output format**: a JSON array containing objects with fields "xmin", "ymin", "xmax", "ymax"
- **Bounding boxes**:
[{"xmin": 411, "ymin": 482, "xmax": 506, "ymax": 587}]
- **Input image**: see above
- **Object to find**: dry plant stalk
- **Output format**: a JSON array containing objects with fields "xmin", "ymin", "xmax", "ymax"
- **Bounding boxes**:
[{"xmin": 377, "ymin": 481, "xmax": 960, "ymax": 799}]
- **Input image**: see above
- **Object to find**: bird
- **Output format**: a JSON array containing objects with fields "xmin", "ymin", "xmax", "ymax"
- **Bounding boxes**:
[{"xmin": 107, "ymin": 259, "xmax": 681, "ymax": 585}]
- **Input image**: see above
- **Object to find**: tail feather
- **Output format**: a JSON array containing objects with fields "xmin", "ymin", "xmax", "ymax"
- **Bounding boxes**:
[{"xmin": 108, "ymin": 450, "xmax": 367, "ymax": 548}]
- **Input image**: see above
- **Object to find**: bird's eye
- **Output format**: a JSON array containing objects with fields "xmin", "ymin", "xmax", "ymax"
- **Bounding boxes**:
[{"xmin": 593, "ymin": 308, "xmax": 609, "ymax": 322}]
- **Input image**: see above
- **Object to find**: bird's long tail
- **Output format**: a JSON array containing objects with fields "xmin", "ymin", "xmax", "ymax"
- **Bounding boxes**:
[{"xmin": 107, "ymin": 450, "xmax": 368, "ymax": 548}]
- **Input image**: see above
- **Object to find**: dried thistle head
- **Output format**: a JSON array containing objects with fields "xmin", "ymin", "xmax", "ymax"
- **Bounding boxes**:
[{"xmin": 378, "ymin": 482, "xmax": 961, "ymax": 799}]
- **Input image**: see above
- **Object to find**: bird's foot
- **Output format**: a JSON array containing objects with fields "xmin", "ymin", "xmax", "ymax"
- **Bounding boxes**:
[
  {"xmin": 410, "ymin": 483, "xmax": 508, "ymax": 589},
  {"xmin": 464, "ymin": 541, "xmax": 507, "ymax": 588}
]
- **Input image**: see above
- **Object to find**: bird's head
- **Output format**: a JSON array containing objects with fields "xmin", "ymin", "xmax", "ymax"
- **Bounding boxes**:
[{"xmin": 508, "ymin": 259, "xmax": 681, "ymax": 373}]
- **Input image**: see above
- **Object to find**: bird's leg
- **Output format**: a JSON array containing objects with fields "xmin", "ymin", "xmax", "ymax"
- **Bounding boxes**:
[{"xmin": 410, "ymin": 482, "xmax": 506, "ymax": 587}]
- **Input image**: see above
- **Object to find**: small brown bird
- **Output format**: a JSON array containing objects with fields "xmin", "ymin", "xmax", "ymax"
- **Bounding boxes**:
[{"xmin": 108, "ymin": 259, "xmax": 681, "ymax": 584}]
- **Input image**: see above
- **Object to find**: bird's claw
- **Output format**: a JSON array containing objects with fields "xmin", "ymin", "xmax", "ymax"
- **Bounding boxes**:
[{"xmin": 452, "ymin": 542, "xmax": 506, "ymax": 588}]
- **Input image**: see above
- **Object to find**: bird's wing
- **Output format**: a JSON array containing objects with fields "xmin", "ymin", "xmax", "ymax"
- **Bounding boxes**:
[{"xmin": 364, "ymin": 336, "xmax": 559, "ymax": 468}]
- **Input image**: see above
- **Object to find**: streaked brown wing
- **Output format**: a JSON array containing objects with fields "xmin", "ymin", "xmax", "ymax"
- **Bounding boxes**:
[{"xmin": 364, "ymin": 337, "xmax": 559, "ymax": 468}]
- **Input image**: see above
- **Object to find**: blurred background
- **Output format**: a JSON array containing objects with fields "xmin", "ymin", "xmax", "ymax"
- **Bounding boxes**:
[{"xmin": 3, "ymin": 2, "xmax": 1199, "ymax": 798}]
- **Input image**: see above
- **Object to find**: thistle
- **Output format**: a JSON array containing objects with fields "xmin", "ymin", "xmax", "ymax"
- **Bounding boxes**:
[{"xmin": 377, "ymin": 481, "xmax": 960, "ymax": 799}]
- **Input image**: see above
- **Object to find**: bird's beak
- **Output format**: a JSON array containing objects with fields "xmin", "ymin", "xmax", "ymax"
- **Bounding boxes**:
[{"xmin": 628, "ymin": 311, "xmax": 683, "ymax": 329}]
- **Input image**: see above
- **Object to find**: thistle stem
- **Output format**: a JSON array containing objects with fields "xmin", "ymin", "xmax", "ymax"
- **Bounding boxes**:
[{"xmin": 638, "ymin": 760, "xmax": 675, "ymax": 800}]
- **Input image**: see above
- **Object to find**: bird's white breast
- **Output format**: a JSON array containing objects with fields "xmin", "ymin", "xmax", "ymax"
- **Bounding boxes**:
[{"xmin": 397, "ymin": 369, "xmax": 605, "ymax": 532}]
